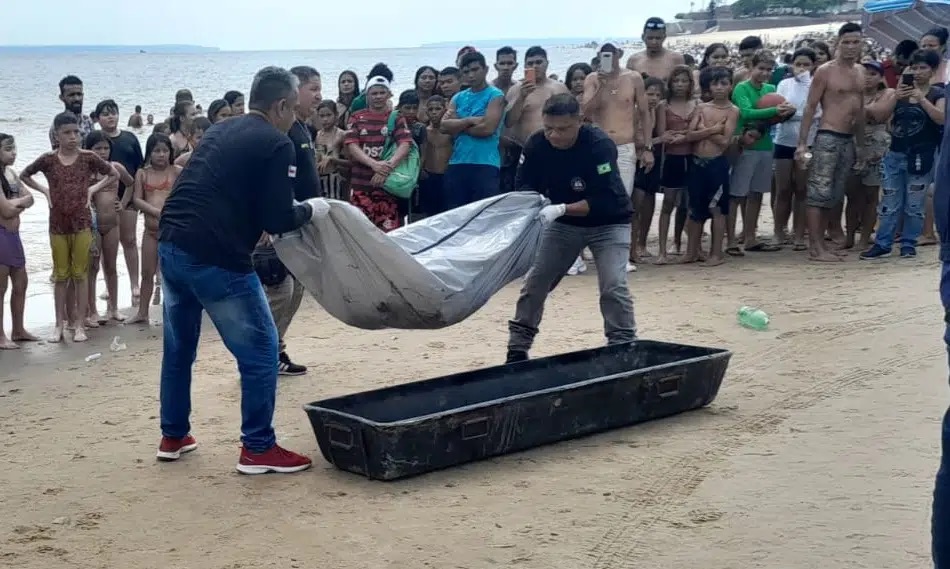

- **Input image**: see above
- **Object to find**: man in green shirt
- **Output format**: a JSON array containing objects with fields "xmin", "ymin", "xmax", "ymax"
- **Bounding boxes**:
[{"xmin": 727, "ymin": 50, "xmax": 795, "ymax": 255}]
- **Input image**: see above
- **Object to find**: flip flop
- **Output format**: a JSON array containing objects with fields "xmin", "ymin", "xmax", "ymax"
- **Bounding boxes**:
[
  {"xmin": 726, "ymin": 247, "xmax": 744, "ymax": 257},
  {"xmin": 745, "ymin": 243, "xmax": 781, "ymax": 252}
]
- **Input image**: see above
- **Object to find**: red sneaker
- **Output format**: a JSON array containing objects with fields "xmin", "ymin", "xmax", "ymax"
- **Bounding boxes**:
[
  {"xmin": 236, "ymin": 444, "xmax": 312, "ymax": 475},
  {"xmin": 156, "ymin": 434, "xmax": 198, "ymax": 461}
]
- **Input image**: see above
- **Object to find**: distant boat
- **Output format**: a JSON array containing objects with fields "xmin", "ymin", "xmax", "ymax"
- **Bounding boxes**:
[{"xmin": 140, "ymin": 49, "xmax": 146, "ymax": 53}]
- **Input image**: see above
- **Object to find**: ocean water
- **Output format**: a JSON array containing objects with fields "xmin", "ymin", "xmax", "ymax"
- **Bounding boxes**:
[{"xmin": 0, "ymin": 45, "xmax": 597, "ymax": 330}]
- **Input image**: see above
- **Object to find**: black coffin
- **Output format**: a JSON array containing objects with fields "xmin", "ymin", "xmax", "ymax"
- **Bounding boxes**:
[{"xmin": 303, "ymin": 340, "xmax": 731, "ymax": 481}]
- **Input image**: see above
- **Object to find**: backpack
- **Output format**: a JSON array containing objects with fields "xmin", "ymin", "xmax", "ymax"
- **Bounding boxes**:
[{"xmin": 380, "ymin": 111, "xmax": 421, "ymax": 199}]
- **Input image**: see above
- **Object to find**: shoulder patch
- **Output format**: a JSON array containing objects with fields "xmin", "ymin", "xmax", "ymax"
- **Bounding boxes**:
[{"xmin": 597, "ymin": 162, "xmax": 612, "ymax": 175}]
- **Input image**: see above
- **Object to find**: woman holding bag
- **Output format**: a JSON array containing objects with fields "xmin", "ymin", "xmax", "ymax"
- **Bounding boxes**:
[{"xmin": 344, "ymin": 76, "xmax": 414, "ymax": 232}]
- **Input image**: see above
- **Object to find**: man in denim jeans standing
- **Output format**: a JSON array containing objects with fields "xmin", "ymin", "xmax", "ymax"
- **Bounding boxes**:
[
  {"xmin": 156, "ymin": 67, "xmax": 328, "ymax": 475},
  {"xmin": 506, "ymin": 94, "xmax": 636, "ymax": 363},
  {"xmin": 933, "ymin": 84, "xmax": 949, "ymax": 568}
]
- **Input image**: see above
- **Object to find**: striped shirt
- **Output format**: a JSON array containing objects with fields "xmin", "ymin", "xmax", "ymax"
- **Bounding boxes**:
[{"xmin": 344, "ymin": 109, "xmax": 411, "ymax": 192}]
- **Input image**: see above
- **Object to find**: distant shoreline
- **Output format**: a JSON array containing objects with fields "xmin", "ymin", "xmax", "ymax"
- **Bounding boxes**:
[{"xmin": 0, "ymin": 45, "xmax": 220, "ymax": 54}]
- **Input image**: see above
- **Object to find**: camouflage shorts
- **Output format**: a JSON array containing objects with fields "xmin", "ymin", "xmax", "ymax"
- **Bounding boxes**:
[{"xmin": 807, "ymin": 130, "xmax": 855, "ymax": 209}]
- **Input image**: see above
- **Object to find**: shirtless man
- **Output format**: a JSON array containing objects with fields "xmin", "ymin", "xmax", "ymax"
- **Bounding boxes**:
[
  {"xmin": 733, "ymin": 36, "xmax": 764, "ymax": 84},
  {"xmin": 796, "ymin": 22, "xmax": 866, "ymax": 262},
  {"xmin": 493, "ymin": 46, "xmax": 519, "ymax": 96},
  {"xmin": 584, "ymin": 43, "xmax": 653, "ymax": 271},
  {"xmin": 625, "ymin": 17, "xmax": 685, "ymax": 82},
  {"xmin": 505, "ymin": 46, "xmax": 570, "ymax": 146}
]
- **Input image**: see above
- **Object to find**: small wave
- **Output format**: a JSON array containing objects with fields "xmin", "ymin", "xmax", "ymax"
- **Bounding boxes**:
[{"xmin": 0, "ymin": 117, "xmax": 26, "ymax": 123}]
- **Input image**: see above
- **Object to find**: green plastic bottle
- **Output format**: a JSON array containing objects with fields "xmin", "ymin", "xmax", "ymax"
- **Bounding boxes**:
[{"xmin": 737, "ymin": 306, "xmax": 769, "ymax": 330}]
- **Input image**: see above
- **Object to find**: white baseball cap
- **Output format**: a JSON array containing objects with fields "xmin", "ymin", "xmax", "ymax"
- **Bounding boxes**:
[{"xmin": 365, "ymin": 75, "xmax": 392, "ymax": 92}]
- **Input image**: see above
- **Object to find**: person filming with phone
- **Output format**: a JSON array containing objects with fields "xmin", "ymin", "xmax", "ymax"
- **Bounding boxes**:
[
  {"xmin": 504, "ymin": 45, "xmax": 569, "ymax": 159},
  {"xmin": 860, "ymin": 48, "xmax": 945, "ymax": 260},
  {"xmin": 581, "ymin": 43, "xmax": 654, "ymax": 199},
  {"xmin": 505, "ymin": 93, "xmax": 637, "ymax": 364}
]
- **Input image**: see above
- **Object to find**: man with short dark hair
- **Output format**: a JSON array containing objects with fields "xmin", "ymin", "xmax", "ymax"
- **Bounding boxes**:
[
  {"xmin": 625, "ymin": 17, "xmax": 685, "ymax": 81},
  {"xmin": 734, "ymin": 36, "xmax": 764, "ymax": 84},
  {"xmin": 157, "ymin": 66, "xmax": 326, "ymax": 475},
  {"xmin": 503, "ymin": 46, "xmax": 569, "ymax": 195},
  {"xmin": 493, "ymin": 46, "xmax": 519, "ymax": 95},
  {"xmin": 50, "ymin": 75, "xmax": 94, "ymax": 150},
  {"xmin": 253, "ymin": 65, "xmax": 323, "ymax": 377},
  {"xmin": 506, "ymin": 93, "xmax": 636, "ymax": 363},
  {"xmin": 441, "ymin": 51, "xmax": 506, "ymax": 208}
]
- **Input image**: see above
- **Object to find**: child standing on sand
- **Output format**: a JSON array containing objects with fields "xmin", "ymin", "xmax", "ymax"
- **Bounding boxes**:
[
  {"xmin": 0, "ymin": 133, "xmax": 39, "ymax": 349},
  {"xmin": 683, "ymin": 67, "xmax": 740, "ymax": 266},
  {"xmin": 85, "ymin": 131, "xmax": 134, "ymax": 323},
  {"xmin": 20, "ymin": 112, "xmax": 117, "ymax": 343},
  {"xmin": 128, "ymin": 133, "xmax": 180, "ymax": 324},
  {"xmin": 419, "ymin": 95, "xmax": 453, "ymax": 217}
]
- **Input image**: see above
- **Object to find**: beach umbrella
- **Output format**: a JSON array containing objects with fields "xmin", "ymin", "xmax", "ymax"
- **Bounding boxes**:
[{"xmin": 862, "ymin": 0, "xmax": 950, "ymax": 49}]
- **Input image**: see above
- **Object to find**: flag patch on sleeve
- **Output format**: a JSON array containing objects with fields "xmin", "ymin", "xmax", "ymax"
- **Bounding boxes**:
[
  {"xmin": 597, "ymin": 163, "xmax": 612, "ymax": 175},
  {"xmin": 288, "ymin": 165, "xmax": 297, "ymax": 178}
]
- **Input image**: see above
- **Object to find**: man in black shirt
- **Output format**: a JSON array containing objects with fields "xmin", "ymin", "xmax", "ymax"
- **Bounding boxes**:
[
  {"xmin": 94, "ymin": 99, "xmax": 144, "ymax": 303},
  {"xmin": 506, "ymin": 94, "xmax": 637, "ymax": 363},
  {"xmin": 255, "ymin": 65, "xmax": 323, "ymax": 377},
  {"xmin": 157, "ymin": 66, "xmax": 327, "ymax": 475},
  {"xmin": 933, "ymin": 82, "xmax": 950, "ymax": 569}
]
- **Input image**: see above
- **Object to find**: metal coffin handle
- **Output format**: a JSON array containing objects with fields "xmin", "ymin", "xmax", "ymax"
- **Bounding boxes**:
[
  {"xmin": 461, "ymin": 417, "xmax": 490, "ymax": 440},
  {"xmin": 656, "ymin": 374, "xmax": 684, "ymax": 399},
  {"xmin": 327, "ymin": 423, "xmax": 354, "ymax": 450}
]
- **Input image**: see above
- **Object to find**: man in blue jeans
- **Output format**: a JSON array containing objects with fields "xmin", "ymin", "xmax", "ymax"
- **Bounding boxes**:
[
  {"xmin": 933, "ymin": 86, "xmax": 949, "ymax": 568},
  {"xmin": 156, "ymin": 66, "xmax": 328, "ymax": 475}
]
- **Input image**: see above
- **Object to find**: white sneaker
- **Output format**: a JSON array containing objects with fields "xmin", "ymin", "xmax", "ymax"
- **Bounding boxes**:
[
  {"xmin": 625, "ymin": 262, "xmax": 637, "ymax": 273},
  {"xmin": 567, "ymin": 257, "xmax": 587, "ymax": 276},
  {"xmin": 582, "ymin": 248, "xmax": 594, "ymax": 261}
]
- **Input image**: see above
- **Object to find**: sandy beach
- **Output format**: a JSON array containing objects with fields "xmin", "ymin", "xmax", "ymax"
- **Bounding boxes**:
[{"xmin": 0, "ymin": 215, "xmax": 944, "ymax": 568}]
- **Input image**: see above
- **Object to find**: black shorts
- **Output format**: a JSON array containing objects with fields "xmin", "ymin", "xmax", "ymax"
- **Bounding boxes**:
[
  {"xmin": 418, "ymin": 171, "xmax": 445, "ymax": 217},
  {"xmin": 661, "ymin": 154, "xmax": 690, "ymax": 189},
  {"xmin": 634, "ymin": 162, "xmax": 662, "ymax": 193},
  {"xmin": 688, "ymin": 155, "xmax": 731, "ymax": 222},
  {"xmin": 774, "ymin": 144, "xmax": 796, "ymax": 161}
]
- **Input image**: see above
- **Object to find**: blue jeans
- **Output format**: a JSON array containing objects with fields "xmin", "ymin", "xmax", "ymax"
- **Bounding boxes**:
[
  {"xmin": 876, "ymin": 150, "xmax": 934, "ymax": 250},
  {"xmin": 443, "ymin": 164, "xmax": 501, "ymax": 210},
  {"xmin": 158, "ymin": 242, "xmax": 279, "ymax": 452},
  {"xmin": 936, "ymin": 262, "xmax": 950, "ymax": 567}
]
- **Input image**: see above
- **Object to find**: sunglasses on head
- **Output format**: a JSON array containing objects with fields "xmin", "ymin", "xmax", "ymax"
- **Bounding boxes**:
[{"xmin": 645, "ymin": 21, "xmax": 666, "ymax": 30}]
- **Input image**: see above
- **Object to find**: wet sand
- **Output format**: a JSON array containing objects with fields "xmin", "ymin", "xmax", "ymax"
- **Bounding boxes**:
[{"xmin": 0, "ymin": 234, "xmax": 944, "ymax": 568}]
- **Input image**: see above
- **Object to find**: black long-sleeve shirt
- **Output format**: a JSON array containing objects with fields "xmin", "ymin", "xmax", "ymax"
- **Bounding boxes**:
[
  {"xmin": 515, "ymin": 124, "xmax": 632, "ymax": 227},
  {"xmin": 159, "ymin": 113, "xmax": 312, "ymax": 273}
]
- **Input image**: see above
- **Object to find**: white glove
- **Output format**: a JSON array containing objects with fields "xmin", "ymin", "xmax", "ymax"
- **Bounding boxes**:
[
  {"xmin": 539, "ymin": 204, "xmax": 567, "ymax": 224},
  {"xmin": 304, "ymin": 197, "xmax": 331, "ymax": 220}
]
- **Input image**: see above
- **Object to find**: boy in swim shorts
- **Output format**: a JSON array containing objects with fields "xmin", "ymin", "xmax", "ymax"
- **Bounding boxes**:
[
  {"xmin": 683, "ymin": 67, "xmax": 740, "ymax": 266},
  {"xmin": 20, "ymin": 112, "xmax": 117, "ymax": 342}
]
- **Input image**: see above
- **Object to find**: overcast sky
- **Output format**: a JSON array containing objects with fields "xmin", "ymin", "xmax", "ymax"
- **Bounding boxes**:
[{"xmin": 1, "ymin": 1, "xmax": 685, "ymax": 50}]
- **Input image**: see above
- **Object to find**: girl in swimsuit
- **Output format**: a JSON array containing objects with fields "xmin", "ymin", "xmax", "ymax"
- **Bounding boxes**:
[
  {"xmin": 85, "ymin": 131, "xmax": 134, "ymax": 324},
  {"xmin": 128, "ymin": 133, "xmax": 181, "ymax": 324},
  {"xmin": 174, "ymin": 117, "xmax": 212, "ymax": 168},
  {"xmin": 0, "ymin": 133, "xmax": 38, "ymax": 349},
  {"xmin": 169, "ymin": 100, "xmax": 198, "ymax": 158},
  {"xmin": 657, "ymin": 65, "xmax": 698, "ymax": 264}
]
